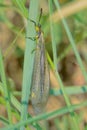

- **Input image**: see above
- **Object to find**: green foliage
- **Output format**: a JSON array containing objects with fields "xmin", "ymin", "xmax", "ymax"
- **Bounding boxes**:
[{"xmin": 0, "ymin": 0, "xmax": 87, "ymax": 130}]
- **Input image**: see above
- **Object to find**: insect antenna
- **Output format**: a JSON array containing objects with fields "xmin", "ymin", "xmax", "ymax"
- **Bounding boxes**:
[{"xmin": 38, "ymin": 8, "xmax": 43, "ymax": 25}]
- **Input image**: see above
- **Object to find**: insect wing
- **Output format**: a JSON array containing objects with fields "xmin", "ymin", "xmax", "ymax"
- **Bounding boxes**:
[{"xmin": 31, "ymin": 33, "xmax": 50, "ymax": 114}]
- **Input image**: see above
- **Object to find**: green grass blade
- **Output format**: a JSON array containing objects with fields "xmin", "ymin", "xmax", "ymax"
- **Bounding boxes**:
[
  {"xmin": 0, "ymin": 50, "xmax": 12, "ymax": 123},
  {"xmin": 20, "ymin": 0, "xmax": 39, "ymax": 129},
  {"xmin": 0, "ymin": 116, "xmax": 9, "ymax": 125},
  {"xmin": 50, "ymin": 85, "xmax": 87, "ymax": 96},
  {"xmin": 48, "ymin": 0, "xmax": 80, "ymax": 129},
  {"xmin": 12, "ymin": 0, "xmax": 28, "ymax": 18},
  {"xmin": 1, "ymin": 101, "xmax": 87, "ymax": 130},
  {"xmin": 54, "ymin": 0, "xmax": 87, "ymax": 83},
  {"xmin": 0, "ymin": 82, "xmax": 42, "ymax": 129}
]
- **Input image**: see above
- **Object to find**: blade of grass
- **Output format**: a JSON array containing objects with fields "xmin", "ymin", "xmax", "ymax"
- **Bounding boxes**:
[
  {"xmin": 12, "ymin": 0, "xmax": 28, "ymax": 18},
  {"xmin": 0, "ymin": 50, "xmax": 12, "ymax": 123},
  {"xmin": 1, "ymin": 101, "xmax": 87, "ymax": 130},
  {"xmin": 1, "ymin": 81, "xmax": 87, "ymax": 112},
  {"xmin": 54, "ymin": 0, "xmax": 87, "ymax": 83},
  {"xmin": 0, "ymin": 82, "xmax": 42, "ymax": 129},
  {"xmin": 20, "ymin": 0, "xmax": 39, "ymax": 129},
  {"xmin": 47, "ymin": 52, "xmax": 54, "ymax": 70},
  {"xmin": 4, "ymin": 27, "xmax": 24, "ymax": 58},
  {"xmin": 51, "ymin": 0, "xmax": 87, "ymax": 23},
  {"xmin": 50, "ymin": 85, "xmax": 87, "ymax": 96},
  {"xmin": 48, "ymin": 0, "xmax": 80, "ymax": 129},
  {"xmin": 0, "ymin": 2, "xmax": 28, "ymax": 19},
  {"xmin": 0, "ymin": 116, "xmax": 9, "ymax": 125}
]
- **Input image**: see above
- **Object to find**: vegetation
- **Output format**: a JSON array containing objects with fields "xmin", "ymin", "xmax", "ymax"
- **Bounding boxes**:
[{"xmin": 0, "ymin": 0, "xmax": 87, "ymax": 129}]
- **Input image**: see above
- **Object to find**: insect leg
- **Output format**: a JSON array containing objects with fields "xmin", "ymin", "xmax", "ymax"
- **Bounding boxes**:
[{"xmin": 26, "ymin": 36, "xmax": 36, "ymax": 41}]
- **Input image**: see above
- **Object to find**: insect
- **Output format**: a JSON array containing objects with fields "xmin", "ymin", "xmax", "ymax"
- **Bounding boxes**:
[{"xmin": 28, "ymin": 9, "xmax": 50, "ymax": 114}]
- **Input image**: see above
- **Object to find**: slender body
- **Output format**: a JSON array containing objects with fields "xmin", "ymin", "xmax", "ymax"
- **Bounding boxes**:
[{"xmin": 31, "ymin": 31, "xmax": 50, "ymax": 114}]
